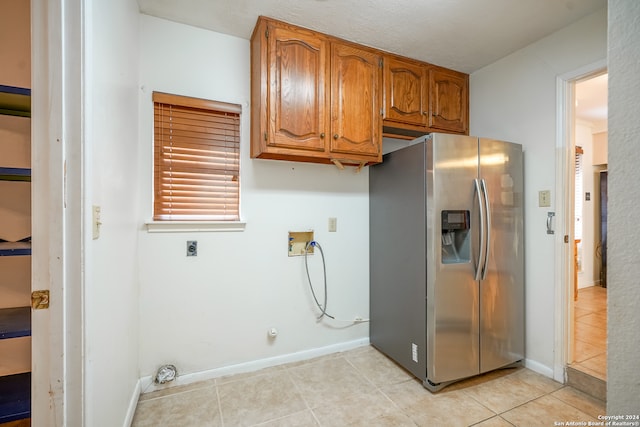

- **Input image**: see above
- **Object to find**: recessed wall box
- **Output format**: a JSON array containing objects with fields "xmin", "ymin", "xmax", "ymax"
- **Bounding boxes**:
[{"xmin": 288, "ymin": 231, "xmax": 314, "ymax": 256}]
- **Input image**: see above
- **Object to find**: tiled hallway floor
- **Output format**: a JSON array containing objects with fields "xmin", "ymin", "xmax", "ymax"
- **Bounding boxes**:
[
  {"xmin": 572, "ymin": 286, "xmax": 607, "ymax": 380},
  {"xmin": 132, "ymin": 346, "xmax": 605, "ymax": 427}
]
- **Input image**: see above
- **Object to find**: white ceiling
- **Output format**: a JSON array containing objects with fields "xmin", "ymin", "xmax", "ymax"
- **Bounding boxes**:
[
  {"xmin": 137, "ymin": 0, "xmax": 608, "ymax": 123},
  {"xmin": 137, "ymin": 0, "xmax": 606, "ymax": 75}
]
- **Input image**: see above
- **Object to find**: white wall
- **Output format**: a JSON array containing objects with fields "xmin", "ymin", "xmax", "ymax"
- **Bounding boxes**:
[
  {"xmin": 469, "ymin": 8, "xmax": 607, "ymax": 373},
  {"xmin": 607, "ymin": 0, "xmax": 640, "ymax": 414},
  {"xmin": 84, "ymin": 0, "xmax": 141, "ymax": 424},
  {"xmin": 137, "ymin": 15, "xmax": 370, "ymax": 384}
]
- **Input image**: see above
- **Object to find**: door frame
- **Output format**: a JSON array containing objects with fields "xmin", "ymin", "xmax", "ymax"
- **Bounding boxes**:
[
  {"xmin": 553, "ymin": 59, "xmax": 607, "ymax": 383},
  {"xmin": 31, "ymin": 0, "xmax": 85, "ymax": 424}
]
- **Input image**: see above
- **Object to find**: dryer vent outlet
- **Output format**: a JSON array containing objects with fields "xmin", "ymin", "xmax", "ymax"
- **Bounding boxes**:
[{"xmin": 155, "ymin": 364, "xmax": 178, "ymax": 384}]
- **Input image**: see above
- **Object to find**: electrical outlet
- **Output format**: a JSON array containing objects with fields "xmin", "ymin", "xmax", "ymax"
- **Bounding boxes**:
[
  {"xmin": 187, "ymin": 240, "xmax": 197, "ymax": 256},
  {"xmin": 328, "ymin": 217, "xmax": 337, "ymax": 232}
]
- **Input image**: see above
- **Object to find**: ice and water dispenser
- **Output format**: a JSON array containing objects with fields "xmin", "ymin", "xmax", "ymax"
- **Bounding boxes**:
[{"xmin": 441, "ymin": 210, "xmax": 471, "ymax": 264}]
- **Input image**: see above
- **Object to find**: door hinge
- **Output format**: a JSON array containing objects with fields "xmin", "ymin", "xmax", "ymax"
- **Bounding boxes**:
[
  {"xmin": 564, "ymin": 235, "xmax": 569, "ymax": 243},
  {"xmin": 31, "ymin": 290, "xmax": 50, "ymax": 310}
]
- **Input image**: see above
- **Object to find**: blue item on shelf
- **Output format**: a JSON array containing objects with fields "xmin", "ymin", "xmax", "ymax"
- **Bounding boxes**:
[
  {"xmin": 0, "ymin": 307, "xmax": 31, "ymax": 339},
  {"xmin": 0, "ymin": 372, "xmax": 31, "ymax": 423}
]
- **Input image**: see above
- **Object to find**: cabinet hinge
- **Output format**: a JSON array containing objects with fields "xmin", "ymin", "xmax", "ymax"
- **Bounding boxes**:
[
  {"xmin": 31, "ymin": 290, "xmax": 50, "ymax": 310},
  {"xmin": 264, "ymin": 132, "xmax": 268, "ymax": 142},
  {"xmin": 379, "ymin": 58, "xmax": 383, "ymax": 68},
  {"xmin": 265, "ymin": 29, "xmax": 269, "ymax": 38}
]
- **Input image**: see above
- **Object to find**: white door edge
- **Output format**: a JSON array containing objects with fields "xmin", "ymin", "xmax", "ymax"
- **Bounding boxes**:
[{"xmin": 31, "ymin": 0, "xmax": 85, "ymax": 424}]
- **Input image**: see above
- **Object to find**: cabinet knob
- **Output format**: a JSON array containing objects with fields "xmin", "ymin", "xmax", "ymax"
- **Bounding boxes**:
[
  {"xmin": 320, "ymin": 133, "xmax": 325, "ymax": 139},
  {"xmin": 333, "ymin": 134, "xmax": 339, "ymax": 140}
]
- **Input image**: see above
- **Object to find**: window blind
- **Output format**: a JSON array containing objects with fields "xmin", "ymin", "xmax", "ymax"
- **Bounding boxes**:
[{"xmin": 153, "ymin": 92, "xmax": 240, "ymax": 221}]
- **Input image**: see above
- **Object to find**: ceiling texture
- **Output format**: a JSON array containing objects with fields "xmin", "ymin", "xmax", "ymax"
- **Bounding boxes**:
[
  {"xmin": 137, "ymin": 0, "xmax": 606, "ymax": 74},
  {"xmin": 137, "ymin": 0, "xmax": 608, "ymax": 123}
]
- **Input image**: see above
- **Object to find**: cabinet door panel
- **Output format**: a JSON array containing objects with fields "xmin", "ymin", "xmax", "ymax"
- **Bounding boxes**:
[
  {"xmin": 330, "ymin": 43, "xmax": 381, "ymax": 157},
  {"xmin": 269, "ymin": 26, "xmax": 328, "ymax": 151},
  {"xmin": 384, "ymin": 57, "xmax": 427, "ymax": 127},
  {"xmin": 429, "ymin": 68, "xmax": 468, "ymax": 134}
]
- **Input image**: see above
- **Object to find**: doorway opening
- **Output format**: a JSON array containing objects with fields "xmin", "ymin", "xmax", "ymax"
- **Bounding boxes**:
[{"xmin": 564, "ymin": 68, "xmax": 608, "ymax": 400}]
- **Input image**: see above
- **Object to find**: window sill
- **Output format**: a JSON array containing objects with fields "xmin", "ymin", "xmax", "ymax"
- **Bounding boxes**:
[{"xmin": 145, "ymin": 221, "xmax": 246, "ymax": 233}]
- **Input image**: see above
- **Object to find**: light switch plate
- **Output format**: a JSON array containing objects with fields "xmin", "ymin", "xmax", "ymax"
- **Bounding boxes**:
[
  {"xmin": 538, "ymin": 190, "xmax": 551, "ymax": 207},
  {"xmin": 92, "ymin": 205, "xmax": 101, "ymax": 239}
]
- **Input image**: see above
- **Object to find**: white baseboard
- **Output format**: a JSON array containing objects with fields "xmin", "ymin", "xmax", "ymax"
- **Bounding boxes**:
[
  {"xmin": 524, "ymin": 358, "xmax": 555, "ymax": 380},
  {"xmin": 139, "ymin": 337, "xmax": 370, "ymax": 395},
  {"xmin": 123, "ymin": 378, "xmax": 142, "ymax": 427}
]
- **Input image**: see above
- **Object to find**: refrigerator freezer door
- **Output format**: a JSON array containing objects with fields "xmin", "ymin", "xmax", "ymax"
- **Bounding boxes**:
[
  {"xmin": 427, "ymin": 133, "xmax": 480, "ymax": 385},
  {"xmin": 478, "ymin": 138, "xmax": 525, "ymax": 373}
]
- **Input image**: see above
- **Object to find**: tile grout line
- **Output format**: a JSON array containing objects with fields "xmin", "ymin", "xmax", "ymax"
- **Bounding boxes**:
[
  {"xmin": 485, "ymin": 386, "xmax": 596, "ymax": 425},
  {"xmin": 281, "ymin": 360, "xmax": 324, "ymax": 426},
  {"xmin": 467, "ymin": 415, "xmax": 516, "ymax": 427},
  {"xmin": 461, "ymin": 370, "xmax": 560, "ymax": 422},
  {"xmin": 342, "ymin": 355, "xmax": 416, "ymax": 423},
  {"xmin": 544, "ymin": 391, "xmax": 602, "ymax": 421},
  {"xmin": 214, "ymin": 381, "xmax": 225, "ymax": 427},
  {"xmin": 341, "ymin": 354, "xmax": 422, "ymax": 426},
  {"xmin": 130, "ymin": 346, "xmax": 606, "ymax": 427},
  {"xmin": 137, "ymin": 381, "xmax": 216, "ymax": 403},
  {"xmin": 249, "ymin": 409, "xmax": 319, "ymax": 427}
]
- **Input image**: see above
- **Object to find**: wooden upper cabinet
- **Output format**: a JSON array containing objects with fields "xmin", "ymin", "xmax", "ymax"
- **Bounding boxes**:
[
  {"xmin": 330, "ymin": 43, "xmax": 382, "ymax": 159},
  {"xmin": 383, "ymin": 56, "xmax": 469, "ymax": 136},
  {"xmin": 267, "ymin": 24, "xmax": 329, "ymax": 152},
  {"xmin": 383, "ymin": 56, "xmax": 428, "ymax": 129},
  {"xmin": 251, "ymin": 16, "xmax": 469, "ymax": 166},
  {"xmin": 428, "ymin": 67, "xmax": 469, "ymax": 134},
  {"xmin": 251, "ymin": 16, "xmax": 382, "ymax": 166}
]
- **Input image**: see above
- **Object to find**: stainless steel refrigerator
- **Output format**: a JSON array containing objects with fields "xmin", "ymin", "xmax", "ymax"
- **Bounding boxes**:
[{"xmin": 369, "ymin": 133, "xmax": 524, "ymax": 392}]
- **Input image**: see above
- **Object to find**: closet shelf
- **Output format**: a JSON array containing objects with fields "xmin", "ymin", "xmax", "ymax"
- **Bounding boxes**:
[
  {"xmin": 0, "ymin": 72, "xmax": 32, "ymax": 427},
  {"xmin": 0, "ymin": 242, "xmax": 31, "ymax": 256},
  {"xmin": 0, "ymin": 167, "xmax": 31, "ymax": 182},
  {"xmin": 0, "ymin": 372, "xmax": 31, "ymax": 423},
  {"xmin": 0, "ymin": 85, "xmax": 30, "ymax": 118},
  {"xmin": 0, "ymin": 307, "xmax": 31, "ymax": 340}
]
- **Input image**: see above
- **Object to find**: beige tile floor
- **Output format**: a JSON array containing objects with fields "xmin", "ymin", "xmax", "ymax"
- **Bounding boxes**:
[
  {"xmin": 132, "ymin": 346, "xmax": 605, "ymax": 427},
  {"xmin": 572, "ymin": 286, "xmax": 607, "ymax": 380}
]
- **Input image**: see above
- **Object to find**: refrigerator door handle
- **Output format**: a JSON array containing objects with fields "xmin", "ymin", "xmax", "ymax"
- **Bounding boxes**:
[
  {"xmin": 474, "ymin": 179, "xmax": 486, "ymax": 281},
  {"xmin": 481, "ymin": 179, "xmax": 491, "ymax": 280}
]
